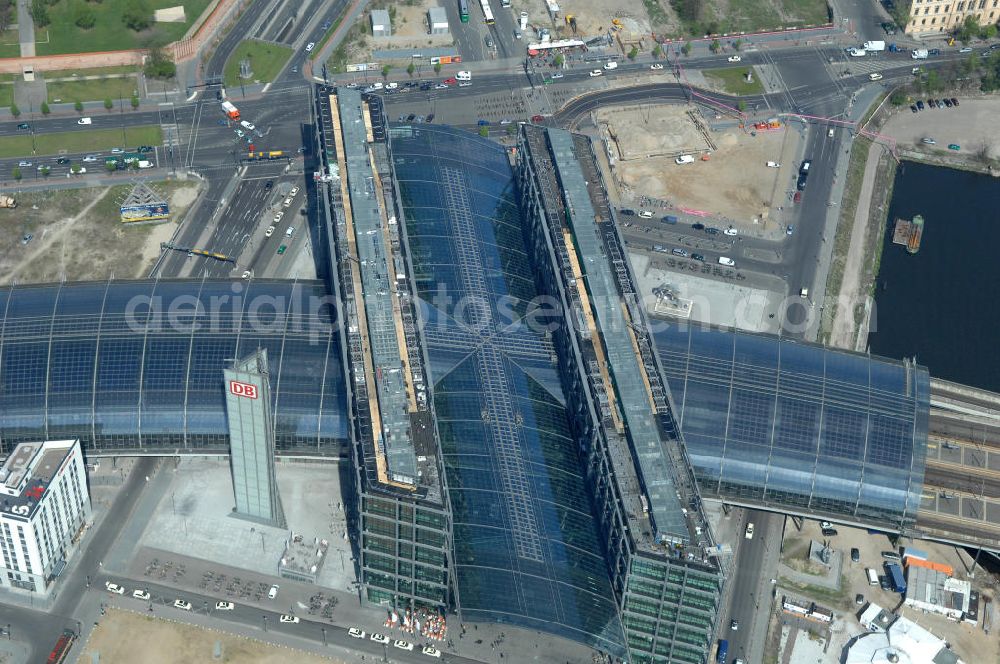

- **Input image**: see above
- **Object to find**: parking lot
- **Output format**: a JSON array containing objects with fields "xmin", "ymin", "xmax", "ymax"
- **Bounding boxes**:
[{"xmin": 883, "ymin": 96, "xmax": 1000, "ymax": 158}]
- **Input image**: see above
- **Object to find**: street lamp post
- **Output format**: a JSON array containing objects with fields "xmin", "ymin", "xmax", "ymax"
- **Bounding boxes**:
[
  {"xmin": 262, "ymin": 615, "xmax": 268, "ymax": 632},
  {"xmin": 321, "ymin": 627, "xmax": 327, "ymax": 646}
]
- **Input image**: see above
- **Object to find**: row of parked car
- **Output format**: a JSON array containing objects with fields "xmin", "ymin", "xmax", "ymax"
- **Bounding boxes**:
[
  {"xmin": 347, "ymin": 628, "xmax": 441, "ymax": 657},
  {"xmin": 911, "ymin": 96, "xmax": 960, "ymax": 112},
  {"xmin": 104, "ymin": 581, "xmax": 298, "ymax": 622}
]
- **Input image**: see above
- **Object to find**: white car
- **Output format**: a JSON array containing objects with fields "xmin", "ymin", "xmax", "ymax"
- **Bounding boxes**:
[
  {"xmin": 727, "ymin": 55, "xmax": 741, "ymax": 63},
  {"xmin": 78, "ymin": 117, "xmax": 92, "ymax": 125},
  {"xmin": 240, "ymin": 120, "xmax": 255, "ymax": 131},
  {"xmin": 111, "ymin": 147, "xmax": 124, "ymax": 154},
  {"xmin": 550, "ymin": 72, "xmax": 564, "ymax": 79},
  {"xmin": 279, "ymin": 615, "xmax": 300, "ymax": 624},
  {"xmin": 603, "ymin": 61, "xmax": 618, "ymax": 70},
  {"xmin": 305, "ymin": 42, "xmax": 315, "ymax": 52},
  {"xmin": 718, "ymin": 256, "xmax": 736, "ymax": 267},
  {"xmin": 422, "ymin": 646, "xmax": 442, "ymax": 658},
  {"xmin": 348, "ymin": 627, "xmax": 366, "ymax": 639},
  {"xmin": 371, "ymin": 633, "xmax": 390, "ymax": 644},
  {"xmin": 241, "ymin": 270, "xmax": 252, "ymax": 279},
  {"xmin": 745, "ymin": 522, "xmax": 755, "ymax": 539},
  {"xmin": 386, "ymin": 82, "xmax": 399, "ymax": 89},
  {"xmin": 215, "ymin": 601, "xmax": 235, "ymax": 610},
  {"xmin": 638, "ymin": 210, "xmax": 654, "ymax": 219},
  {"xmin": 766, "ymin": 161, "xmax": 780, "ymax": 168},
  {"xmin": 82, "ymin": 155, "xmax": 98, "ymax": 162},
  {"xmin": 589, "ymin": 70, "xmax": 603, "ymax": 77},
  {"xmin": 105, "ymin": 582, "xmax": 125, "ymax": 595},
  {"xmin": 265, "ymin": 226, "xmax": 275, "ymax": 237},
  {"xmin": 286, "ymin": 226, "xmax": 295, "ymax": 237},
  {"xmin": 283, "ymin": 197, "xmax": 294, "ymax": 208},
  {"xmin": 132, "ymin": 589, "xmax": 150, "ymax": 600},
  {"xmin": 289, "ymin": 187, "xmax": 299, "ymax": 197},
  {"xmin": 273, "ymin": 210, "xmax": 285, "ymax": 222},
  {"xmin": 869, "ymin": 72, "xmax": 883, "ymax": 81},
  {"xmin": 848, "ymin": 48, "xmax": 866, "ymax": 57},
  {"xmin": 173, "ymin": 599, "xmax": 192, "ymax": 611},
  {"xmin": 268, "ymin": 584, "xmax": 279, "ymax": 599},
  {"xmin": 723, "ymin": 227, "xmax": 738, "ymax": 236},
  {"xmin": 650, "ymin": 63, "xmax": 664, "ymax": 70},
  {"xmin": 394, "ymin": 640, "xmax": 414, "ymax": 651},
  {"xmin": 235, "ymin": 129, "xmax": 245, "ymax": 138},
  {"xmin": 675, "ymin": 154, "xmax": 695, "ymax": 165}
]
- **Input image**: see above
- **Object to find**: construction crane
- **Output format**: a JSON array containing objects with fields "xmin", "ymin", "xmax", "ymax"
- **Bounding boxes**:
[{"xmin": 160, "ymin": 242, "xmax": 235, "ymax": 262}]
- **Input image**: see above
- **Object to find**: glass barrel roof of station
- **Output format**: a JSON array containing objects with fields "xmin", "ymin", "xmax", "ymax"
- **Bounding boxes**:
[
  {"xmin": 651, "ymin": 323, "xmax": 930, "ymax": 529},
  {"xmin": 0, "ymin": 279, "xmax": 347, "ymax": 454},
  {"xmin": 390, "ymin": 124, "xmax": 626, "ymax": 656}
]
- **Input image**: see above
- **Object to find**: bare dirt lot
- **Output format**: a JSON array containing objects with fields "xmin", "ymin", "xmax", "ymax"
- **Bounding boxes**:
[
  {"xmin": 603, "ymin": 104, "xmax": 797, "ymax": 223},
  {"xmin": 79, "ymin": 608, "xmax": 347, "ymax": 663},
  {"xmin": 0, "ymin": 181, "xmax": 199, "ymax": 285},
  {"xmin": 512, "ymin": 0, "xmax": 655, "ymax": 38}
]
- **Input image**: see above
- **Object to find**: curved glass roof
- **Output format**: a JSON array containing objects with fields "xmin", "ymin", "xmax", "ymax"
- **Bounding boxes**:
[
  {"xmin": 391, "ymin": 124, "xmax": 626, "ymax": 656},
  {"xmin": 0, "ymin": 279, "xmax": 347, "ymax": 454},
  {"xmin": 652, "ymin": 323, "xmax": 930, "ymax": 529}
]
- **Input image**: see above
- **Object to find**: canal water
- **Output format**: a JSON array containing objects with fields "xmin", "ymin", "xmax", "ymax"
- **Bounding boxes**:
[{"xmin": 868, "ymin": 160, "xmax": 1000, "ymax": 393}]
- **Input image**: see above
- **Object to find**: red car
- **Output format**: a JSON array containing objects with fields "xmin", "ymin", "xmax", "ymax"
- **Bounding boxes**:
[
  {"xmin": 793, "ymin": 192, "xmax": 802, "ymax": 204},
  {"xmin": 443, "ymin": 77, "xmax": 457, "ymax": 85},
  {"xmin": 531, "ymin": 114, "xmax": 544, "ymax": 122}
]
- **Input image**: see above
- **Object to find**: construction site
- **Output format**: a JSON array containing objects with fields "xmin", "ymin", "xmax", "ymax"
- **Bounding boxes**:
[{"xmin": 597, "ymin": 103, "xmax": 804, "ymax": 229}]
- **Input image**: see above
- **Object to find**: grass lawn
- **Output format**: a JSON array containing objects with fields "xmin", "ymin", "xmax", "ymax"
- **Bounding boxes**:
[
  {"xmin": 47, "ymin": 76, "xmax": 139, "ymax": 104},
  {"xmin": 48, "ymin": 66, "xmax": 140, "ymax": 79},
  {"xmin": 35, "ymin": 0, "xmax": 214, "ymax": 56},
  {"xmin": 0, "ymin": 29, "xmax": 19, "ymax": 58},
  {"xmin": 0, "ymin": 84, "xmax": 12, "ymax": 109},
  {"xmin": 223, "ymin": 40, "xmax": 293, "ymax": 87},
  {"xmin": 780, "ymin": 0, "xmax": 832, "ymax": 25},
  {"xmin": 0, "ymin": 125, "xmax": 162, "ymax": 159},
  {"xmin": 703, "ymin": 67, "xmax": 765, "ymax": 95}
]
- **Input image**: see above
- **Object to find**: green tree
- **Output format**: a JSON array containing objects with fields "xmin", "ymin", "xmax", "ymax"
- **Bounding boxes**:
[
  {"xmin": 30, "ymin": 0, "xmax": 49, "ymax": 28},
  {"xmin": 737, "ymin": 99, "xmax": 746, "ymax": 112},
  {"xmin": 681, "ymin": 42, "xmax": 692, "ymax": 56},
  {"xmin": 39, "ymin": 165, "xmax": 50, "ymax": 177},
  {"xmin": 980, "ymin": 24, "xmax": 998, "ymax": 40},
  {"xmin": 144, "ymin": 47, "xmax": 176, "ymax": 79},
  {"xmin": 407, "ymin": 62, "xmax": 415, "ymax": 77},
  {"xmin": 956, "ymin": 15, "xmax": 978, "ymax": 43},
  {"xmin": 40, "ymin": 101, "xmax": 49, "ymax": 115},
  {"xmin": 554, "ymin": 54, "xmax": 564, "ymax": 67},
  {"xmin": 478, "ymin": 126, "xmax": 489, "ymax": 138},
  {"xmin": 74, "ymin": 100, "xmax": 83, "ymax": 112},
  {"xmin": 131, "ymin": 94, "xmax": 140, "ymax": 109},
  {"xmin": 10, "ymin": 102, "xmax": 19, "ymax": 118},
  {"xmin": 71, "ymin": 163, "xmax": 81, "ymax": 174},
  {"xmin": 11, "ymin": 166, "xmax": 20, "ymax": 181},
  {"xmin": 652, "ymin": 45, "xmax": 662, "ymax": 59},
  {"xmin": 433, "ymin": 62, "xmax": 442, "ymax": 74},
  {"xmin": 733, "ymin": 39, "xmax": 742, "ymax": 51},
  {"xmin": 122, "ymin": 0, "xmax": 152, "ymax": 31},
  {"xmin": 709, "ymin": 39, "xmax": 721, "ymax": 53},
  {"xmin": 627, "ymin": 46, "xmax": 638, "ymax": 60},
  {"xmin": 74, "ymin": 4, "xmax": 96, "ymax": 29},
  {"xmin": 106, "ymin": 161, "xmax": 118, "ymax": 173},
  {"xmin": 889, "ymin": 90, "xmax": 908, "ymax": 105},
  {"xmin": 104, "ymin": 96, "xmax": 113, "ymax": 111},
  {"xmin": 381, "ymin": 64, "xmax": 391, "ymax": 78}
]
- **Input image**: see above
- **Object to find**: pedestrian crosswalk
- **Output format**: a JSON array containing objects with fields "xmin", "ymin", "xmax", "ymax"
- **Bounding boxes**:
[{"xmin": 161, "ymin": 124, "xmax": 180, "ymax": 148}]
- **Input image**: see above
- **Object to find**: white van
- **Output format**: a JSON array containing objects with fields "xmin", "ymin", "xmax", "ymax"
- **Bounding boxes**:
[
  {"xmin": 456, "ymin": 71, "xmax": 471, "ymax": 81},
  {"xmin": 718, "ymin": 256, "xmax": 735, "ymax": 266},
  {"xmin": 675, "ymin": 154, "xmax": 695, "ymax": 165},
  {"xmin": 866, "ymin": 568, "xmax": 878, "ymax": 586},
  {"xmin": 604, "ymin": 61, "xmax": 618, "ymax": 70}
]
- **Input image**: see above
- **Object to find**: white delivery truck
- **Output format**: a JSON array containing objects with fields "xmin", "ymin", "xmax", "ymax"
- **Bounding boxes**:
[
  {"xmin": 911, "ymin": 49, "xmax": 929, "ymax": 59},
  {"xmin": 863, "ymin": 40, "xmax": 886, "ymax": 52},
  {"xmin": 456, "ymin": 71, "xmax": 471, "ymax": 81}
]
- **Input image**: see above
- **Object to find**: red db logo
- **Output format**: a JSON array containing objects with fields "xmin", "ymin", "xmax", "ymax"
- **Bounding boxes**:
[{"xmin": 229, "ymin": 381, "xmax": 258, "ymax": 399}]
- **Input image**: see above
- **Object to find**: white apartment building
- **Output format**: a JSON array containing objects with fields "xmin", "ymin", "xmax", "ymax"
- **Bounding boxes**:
[{"xmin": 0, "ymin": 440, "xmax": 90, "ymax": 596}]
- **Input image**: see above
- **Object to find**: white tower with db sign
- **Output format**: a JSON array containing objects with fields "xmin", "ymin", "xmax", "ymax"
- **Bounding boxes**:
[{"xmin": 224, "ymin": 349, "xmax": 286, "ymax": 528}]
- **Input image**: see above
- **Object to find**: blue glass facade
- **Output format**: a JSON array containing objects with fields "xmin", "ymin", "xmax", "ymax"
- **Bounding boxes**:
[
  {"xmin": 652, "ymin": 324, "xmax": 930, "ymax": 529},
  {"xmin": 390, "ymin": 125, "xmax": 627, "ymax": 656},
  {"xmin": 0, "ymin": 280, "xmax": 348, "ymax": 454}
]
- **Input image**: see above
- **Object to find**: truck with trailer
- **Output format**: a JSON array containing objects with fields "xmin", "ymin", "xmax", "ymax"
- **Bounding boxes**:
[
  {"xmin": 221, "ymin": 101, "xmax": 240, "ymax": 120},
  {"xmin": 886, "ymin": 562, "xmax": 907, "ymax": 594}
]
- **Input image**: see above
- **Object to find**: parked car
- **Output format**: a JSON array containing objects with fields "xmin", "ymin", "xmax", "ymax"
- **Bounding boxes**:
[
  {"xmin": 173, "ymin": 599, "xmax": 192, "ymax": 611},
  {"xmin": 638, "ymin": 210, "xmax": 653, "ymax": 219},
  {"xmin": 422, "ymin": 646, "xmax": 442, "ymax": 658},
  {"xmin": 619, "ymin": 208, "xmax": 636, "ymax": 216},
  {"xmin": 691, "ymin": 222, "xmax": 705, "ymax": 230},
  {"xmin": 371, "ymin": 633, "xmax": 390, "ymax": 644},
  {"xmin": 718, "ymin": 256, "xmax": 736, "ymax": 267},
  {"xmin": 279, "ymin": 615, "xmax": 299, "ymax": 624},
  {"xmin": 216, "ymin": 601, "xmax": 235, "ymax": 610},
  {"xmin": 650, "ymin": 63, "xmax": 664, "ymax": 70},
  {"xmin": 822, "ymin": 527, "xmax": 839, "ymax": 537},
  {"xmin": 77, "ymin": 117, "xmax": 92, "ymax": 125},
  {"xmin": 948, "ymin": 144, "xmax": 961, "ymax": 151},
  {"xmin": 856, "ymin": 593, "xmax": 865, "ymax": 605},
  {"xmin": 393, "ymin": 640, "xmax": 414, "ymax": 651},
  {"xmin": 851, "ymin": 548, "xmax": 860, "ymax": 563},
  {"xmin": 951, "ymin": 97, "xmax": 959, "ymax": 106},
  {"xmin": 268, "ymin": 584, "xmax": 279, "ymax": 598},
  {"xmin": 943, "ymin": 98, "xmax": 952, "ymax": 107},
  {"xmin": 691, "ymin": 253, "xmax": 705, "ymax": 262},
  {"xmin": 349, "ymin": 628, "xmax": 366, "ymax": 639},
  {"xmin": 106, "ymin": 582, "xmax": 125, "ymax": 595},
  {"xmin": 921, "ymin": 137, "xmax": 936, "ymax": 145},
  {"xmin": 916, "ymin": 100, "xmax": 924, "ymax": 110},
  {"xmin": 133, "ymin": 589, "xmax": 150, "ymax": 600},
  {"xmin": 723, "ymin": 227, "xmax": 738, "ymax": 236},
  {"xmin": 589, "ymin": 70, "xmax": 603, "ymax": 77},
  {"xmin": 909, "ymin": 105, "xmax": 918, "ymax": 113},
  {"xmin": 786, "ymin": 224, "xmax": 794, "ymax": 235},
  {"xmin": 728, "ymin": 55, "xmax": 742, "ymax": 62},
  {"xmin": 240, "ymin": 121, "xmax": 255, "ymax": 130},
  {"xmin": 959, "ymin": 47, "xmax": 972, "ymax": 53}
]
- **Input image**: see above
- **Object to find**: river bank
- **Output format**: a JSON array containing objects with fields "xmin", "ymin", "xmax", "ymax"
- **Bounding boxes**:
[{"xmin": 823, "ymin": 94, "xmax": 1000, "ymax": 352}]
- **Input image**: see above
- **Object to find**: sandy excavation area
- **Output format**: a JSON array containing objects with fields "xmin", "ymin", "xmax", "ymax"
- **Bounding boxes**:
[
  {"xmin": 601, "ymin": 104, "xmax": 796, "ymax": 222},
  {"xmin": 79, "ymin": 608, "xmax": 347, "ymax": 664}
]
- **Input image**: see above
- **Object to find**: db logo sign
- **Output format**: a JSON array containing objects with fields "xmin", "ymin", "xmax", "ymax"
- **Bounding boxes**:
[{"xmin": 229, "ymin": 380, "xmax": 258, "ymax": 399}]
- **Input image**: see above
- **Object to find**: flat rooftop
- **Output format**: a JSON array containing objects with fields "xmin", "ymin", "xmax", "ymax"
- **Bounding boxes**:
[{"xmin": 0, "ymin": 440, "xmax": 75, "ymax": 519}]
